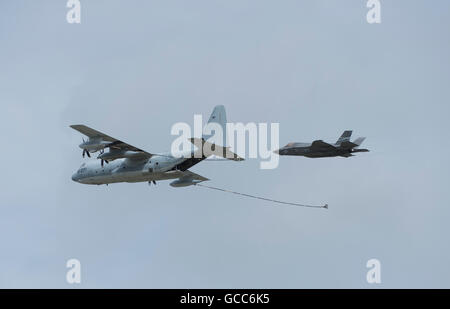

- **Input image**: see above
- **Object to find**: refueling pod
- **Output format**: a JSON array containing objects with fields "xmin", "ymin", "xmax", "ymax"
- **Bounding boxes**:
[
  {"xmin": 170, "ymin": 179, "xmax": 204, "ymax": 187},
  {"xmin": 169, "ymin": 171, "xmax": 209, "ymax": 187}
]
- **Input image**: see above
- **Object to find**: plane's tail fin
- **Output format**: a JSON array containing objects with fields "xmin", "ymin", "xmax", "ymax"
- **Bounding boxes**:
[
  {"xmin": 336, "ymin": 130, "xmax": 352, "ymax": 145},
  {"xmin": 349, "ymin": 137, "xmax": 369, "ymax": 153},
  {"xmin": 202, "ymin": 105, "xmax": 227, "ymax": 147},
  {"xmin": 189, "ymin": 105, "xmax": 243, "ymax": 161}
]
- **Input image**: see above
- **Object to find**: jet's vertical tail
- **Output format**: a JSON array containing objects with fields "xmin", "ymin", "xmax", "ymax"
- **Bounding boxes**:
[
  {"xmin": 202, "ymin": 105, "xmax": 227, "ymax": 147},
  {"xmin": 336, "ymin": 130, "xmax": 352, "ymax": 145}
]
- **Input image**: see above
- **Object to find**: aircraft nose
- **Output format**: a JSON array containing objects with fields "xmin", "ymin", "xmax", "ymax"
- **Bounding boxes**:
[
  {"xmin": 71, "ymin": 173, "xmax": 78, "ymax": 182},
  {"xmin": 273, "ymin": 148, "xmax": 282, "ymax": 154}
]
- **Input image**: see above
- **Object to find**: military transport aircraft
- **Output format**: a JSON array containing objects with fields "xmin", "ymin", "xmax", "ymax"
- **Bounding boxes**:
[
  {"xmin": 71, "ymin": 106, "xmax": 243, "ymax": 187},
  {"xmin": 275, "ymin": 130, "xmax": 369, "ymax": 158}
]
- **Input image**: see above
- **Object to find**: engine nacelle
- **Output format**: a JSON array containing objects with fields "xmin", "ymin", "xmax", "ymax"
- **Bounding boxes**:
[
  {"xmin": 98, "ymin": 150, "xmax": 141, "ymax": 161},
  {"xmin": 79, "ymin": 138, "xmax": 110, "ymax": 152}
]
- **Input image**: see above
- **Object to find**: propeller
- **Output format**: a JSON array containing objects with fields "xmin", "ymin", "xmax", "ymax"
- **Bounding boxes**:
[
  {"xmin": 81, "ymin": 138, "xmax": 91, "ymax": 158},
  {"xmin": 101, "ymin": 159, "xmax": 109, "ymax": 167},
  {"xmin": 82, "ymin": 149, "xmax": 91, "ymax": 158}
]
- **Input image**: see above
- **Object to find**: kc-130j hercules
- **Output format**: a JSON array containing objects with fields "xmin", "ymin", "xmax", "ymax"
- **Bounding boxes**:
[
  {"xmin": 275, "ymin": 130, "xmax": 369, "ymax": 158},
  {"xmin": 70, "ymin": 106, "xmax": 242, "ymax": 187}
]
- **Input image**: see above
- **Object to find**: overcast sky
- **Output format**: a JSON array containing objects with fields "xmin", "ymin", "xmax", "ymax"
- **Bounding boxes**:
[{"xmin": 1, "ymin": 0, "xmax": 449, "ymax": 288}]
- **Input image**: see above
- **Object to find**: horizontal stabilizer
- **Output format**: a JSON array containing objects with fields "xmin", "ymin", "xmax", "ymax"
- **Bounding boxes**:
[
  {"xmin": 189, "ymin": 138, "xmax": 244, "ymax": 161},
  {"xmin": 353, "ymin": 137, "xmax": 366, "ymax": 147}
]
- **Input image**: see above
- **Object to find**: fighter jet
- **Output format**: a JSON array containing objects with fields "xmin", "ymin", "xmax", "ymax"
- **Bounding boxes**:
[
  {"xmin": 70, "ymin": 105, "xmax": 243, "ymax": 187},
  {"xmin": 275, "ymin": 130, "xmax": 369, "ymax": 158}
]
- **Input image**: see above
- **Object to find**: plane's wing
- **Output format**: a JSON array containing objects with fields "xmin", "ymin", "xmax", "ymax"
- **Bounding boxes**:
[
  {"xmin": 310, "ymin": 140, "xmax": 336, "ymax": 151},
  {"xmin": 70, "ymin": 125, "xmax": 117, "ymax": 141},
  {"xmin": 107, "ymin": 140, "xmax": 150, "ymax": 154},
  {"xmin": 70, "ymin": 124, "xmax": 153, "ymax": 156}
]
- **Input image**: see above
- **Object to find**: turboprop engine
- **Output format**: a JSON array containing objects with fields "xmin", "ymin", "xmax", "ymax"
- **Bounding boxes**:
[
  {"xmin": 97, "ymin": 150, "xmax": 142, "ymax": 161},
  {"xmin": 78, "ymin": 138, "xmax": 110, "ymax": 157}
]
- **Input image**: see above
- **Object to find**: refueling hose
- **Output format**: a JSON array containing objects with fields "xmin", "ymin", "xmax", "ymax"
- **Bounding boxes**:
[{"xmin": 195, "ymin": 183, "xmax": 328, "ymax": 209}]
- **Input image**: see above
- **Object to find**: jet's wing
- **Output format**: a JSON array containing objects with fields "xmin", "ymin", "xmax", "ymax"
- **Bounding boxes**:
[
  {"xmin": 339, "ymin": 153, "xmax": 354, "ymax": 157},
  {"xmin": 310, "ymin": 140, "xmax": 336, "ymax": 151},
  {"xmin": 339, "ymin": 141, "xmax": 358, "ymax": 149},
  {"xmin": 70, "ymin": 124, "xmax": 153, "ymax": 156}
]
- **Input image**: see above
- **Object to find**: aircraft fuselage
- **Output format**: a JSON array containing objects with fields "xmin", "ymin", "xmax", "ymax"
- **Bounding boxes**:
[
  {"xmin": 276, "ymin": 144, "xmax": 369, "ymax": 158},
  {"xmin": 71, "ymin": 155, "xmax": 186, "ymax": 185}
]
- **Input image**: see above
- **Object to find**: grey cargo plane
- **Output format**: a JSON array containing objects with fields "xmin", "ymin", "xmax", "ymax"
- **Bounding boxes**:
[
  {"xmin": 275, "ymin": 130, "xmax": 369, "ymax": 158},
  {"xmin": 70, "ymin": 105, "xmax": 242, "ymax": 187}
]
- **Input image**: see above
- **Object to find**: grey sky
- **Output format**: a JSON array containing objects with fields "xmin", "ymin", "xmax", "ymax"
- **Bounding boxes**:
[{"xmin": 1, "ymin": 0, "xmax": 449, "ymax": 288}]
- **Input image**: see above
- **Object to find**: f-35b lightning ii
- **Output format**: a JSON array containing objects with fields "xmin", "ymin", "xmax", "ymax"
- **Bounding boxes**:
[{"xmin": 275, "ymin": 130, "xmax": 369, "ymax": 158}]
